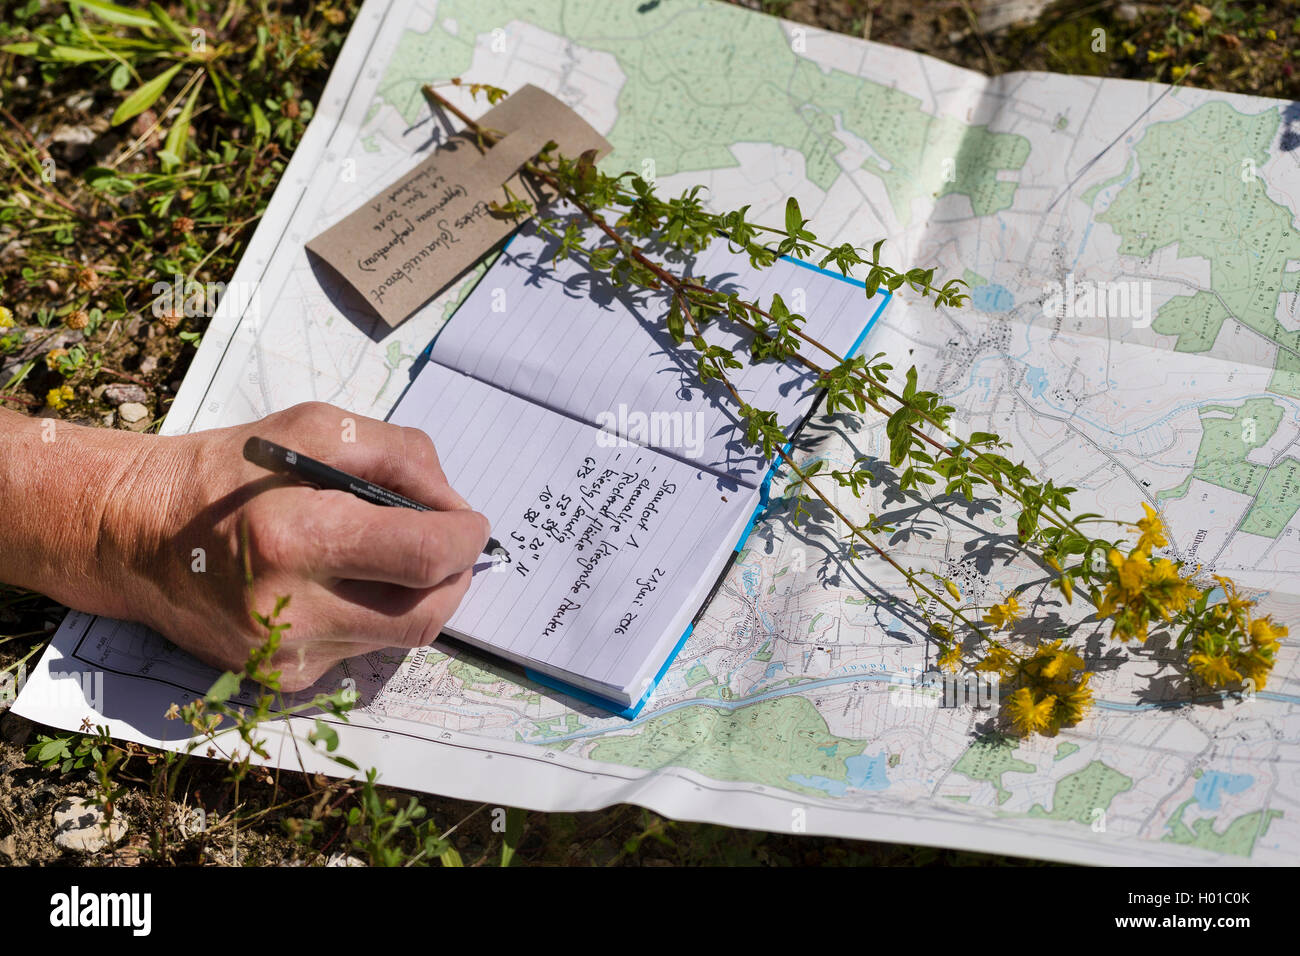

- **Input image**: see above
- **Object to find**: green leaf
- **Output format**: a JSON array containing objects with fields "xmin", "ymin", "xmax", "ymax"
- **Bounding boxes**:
[
  {"xmin": 38, "ymin": 738, "xmax": 69, "ymax": 763},
  {"xmin": 309, "ymin": 719, "xmax": 339, "ymax": 752},
  {"xmin": 500, "ymin": 807, "xmax": 525, "ymax": 867},
  {"xmin": 248, "ymin": 100, "xmax": 270, "ymax": 143},
  {"xmin": 109, "ymin": 61, "xmax": 131, "ymax": 90},
  {"xmin": 160, "ymin": 76, "xmax": 202, "ymax": 171},
  {"xmin": 73, "ymin": 0, "xmax": 159, "ymax": 28},
  {"xmin": 204, "ymin": 670, "xmax": 242, "ymax": 705},
  {"xmin": 48, "ymin": 45, "xmax": 117, "ymax": 63},
  {"xmin": 0, "ymin": 42, "xmax": 41, "ymax": 56},
  {"xmin": 784, "ymin": 196, "xmax": 802, "ymax": 236},
  {"xmin": 111, "ymin": 62, "xmax": 183, "ymax": 126},
  {"xmin": 439, "ymin": 847, "xmax": 464, "ymax": 867},
  {"xmin": 147, "ymin": 2, "xmax": 191, "ymax": 45}
]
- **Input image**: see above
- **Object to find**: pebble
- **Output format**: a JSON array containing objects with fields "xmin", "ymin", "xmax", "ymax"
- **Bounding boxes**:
[
  {"xmin": 0, "ymin": 835, "xmax": 16, "ymax": 864},
  {"xmin": 117, "ymin": 402, "xmax": 148, "ymax": 424},
  {"xmin": 325, "ymin": 851, "xmax": 367, "ymax": 867},
  {"xmin": 49, "ymin": 124, "xmax": 97, "ymax": 163},
  {"xmin": 51, "ymin": 796, "xmax": 127, "ymax": 853},
  {"xmin": 139, "ymin": 355, "xmax": 158, "ymax": 375},
  {"xmin": 103, "ymin": 383, "xmax": 148, "ymax": 406},
  {"xmin": 175, "ymin": 806, "xmax": 207, "ymax": 839}
]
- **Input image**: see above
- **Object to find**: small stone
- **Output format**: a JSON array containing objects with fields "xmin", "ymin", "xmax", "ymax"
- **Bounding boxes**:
[
  {"xmin": 101, "ymin": 411, "xmax": 115, "ymax": 428},
  {"xmin": 1116, "ymin": 3, "xmax": 1139, "ymax": 21},
  {"xmin": 175, "ymin": 806, "xmax": 207, "ymax": 839},
  {"xmin": 117, "ymin": 401, "xmax": 148, "ymax": 424},
  {"xmin": 325, "ymin": 851, "xmax": 366, "ymax": 867},
  {"xmin": 139, "ymin": 355, "xmax": 158, "ymax": 375},
  {"xmin": 49, "ymin": 124, "xmax": 97, "ymax": 162},
  {"xmin": 103, "ymin": 383, "xmax": 148, "ymax": 406},
  {"xmin": 0, "ymin": 835, "xmax": 16, "ymax": 863},
  {"xmin": 52, "ymin": 797, "xmax": 127, "ymax": 853}
]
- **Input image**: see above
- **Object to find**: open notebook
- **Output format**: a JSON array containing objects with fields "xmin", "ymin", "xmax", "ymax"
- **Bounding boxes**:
[{"xmin": 388, "ymin": 221, "xmax": 888, "ymax": 716}]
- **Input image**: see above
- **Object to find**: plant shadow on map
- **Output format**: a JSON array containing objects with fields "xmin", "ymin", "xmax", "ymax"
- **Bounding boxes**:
[
  {"xmin": 404, "ymin": 211, "xmax": 816, "ymax": 491},
  {"xmin": 297, "ymin": 205, "xmax": 1225, "ymax": 726},
  {"xmin": 760, "ymin": 411, "xmax": 1222, "ymax": 722}
]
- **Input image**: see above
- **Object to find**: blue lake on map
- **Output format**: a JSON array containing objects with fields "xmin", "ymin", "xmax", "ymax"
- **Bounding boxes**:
[
  {"xmin": 971, "ymin": 283, "xmax": 1014, "ymax": 312},
  {"xmin": 1194, "ymin": 771, "xmax": 1254, "ymax": 811},
  {"xmin": 1026, "ymin": 366, "xmax": 1049, "ymax": 399},
  {"xmin": 789, "ymin": 751, "xmax": 891, "ymax": 796}
]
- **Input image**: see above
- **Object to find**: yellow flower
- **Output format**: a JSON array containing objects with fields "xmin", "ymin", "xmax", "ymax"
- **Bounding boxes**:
[
  {"xmin": 936, "ymin": 641, "xmax": 964, "ymax": 673},
  {"xmin": 1134, "ymin": 503, "xmax": 1168, "ymax": 552},
  {"xmin": 1249, "ymin": 616, "xmax": 1287, "ymax": 649},
  {"xmin": 983, "ymin": 595, "xmax": 1023, "ymax": 632},
  {"xmin": 1234, "ymin": 652, "xmax": 1273, "ymax": 692},
  {"xmin": 44, "ymin": 348, "xmax": 68, "ymax": 371},
  {"xmin": 1005, "ymin": 687, "xmax": 1057, "ymax": 736},
  {"xmin": 974, "ymin": 642, "xmax": 1018, "ymax": 677},
  {"xmin": 1109, "ymin": 547, "xmax": 1150, "ymax": 598},
  {"xmin": 1146, "ymin": 558, "xmax": 1200, "ymax": 619},
  {"xmin": 1055, "ymin": 673, "xmax": 1094, "ymax": 726},
  {"xmin": 0, "ymin": 305, "xmax": 13, "ymax": 329},
  {"xmin": 1025, "ymin": 640, "xmax": 1085, "ymax": 681},
  {"xmin": 1121, "ymin": 40, "xmax": 1137, "ymax": 57},
  {"xmin": 1109, "ymin": 605, "xmax": 1149, "ymax": 643},
  {"xmin": 1189, "ymin": 651, "xmax": 1241, "ymax": 688},
  {"xmin": 45, "ymin": 385, "xmax": 73, "ymax": 409},
  {"xmin": 1213, "ymin": 576, "xmax": 1253, "ymax": 616},
  {"xmin": 1171, "ymin": 64, "xmax": 1190, "ymax": 82}
]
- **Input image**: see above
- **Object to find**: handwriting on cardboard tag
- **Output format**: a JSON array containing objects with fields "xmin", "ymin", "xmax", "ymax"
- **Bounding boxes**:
[{"xmin": 306, "ymin": 85, "xmax": 611, "ymax": 327}]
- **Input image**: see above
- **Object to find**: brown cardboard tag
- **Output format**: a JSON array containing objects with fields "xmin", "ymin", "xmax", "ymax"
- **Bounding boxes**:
[{"xmin": 306, "ymin": 85, "xmax": 611, "ymax": 327}]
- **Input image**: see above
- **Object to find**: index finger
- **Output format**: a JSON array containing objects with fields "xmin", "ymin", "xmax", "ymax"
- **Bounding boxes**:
[{"xmin": 301, "ymin": 491, "xmax": 491, "ymax": 589}]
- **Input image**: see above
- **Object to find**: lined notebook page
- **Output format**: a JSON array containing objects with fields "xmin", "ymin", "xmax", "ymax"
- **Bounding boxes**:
[
  {"xmin": 389, "ymin": 363, "xmax": 756, "ymax": 696},
  {"xmin": 427, "ymin": 219, "xmax": 871, "ymax": 487}
]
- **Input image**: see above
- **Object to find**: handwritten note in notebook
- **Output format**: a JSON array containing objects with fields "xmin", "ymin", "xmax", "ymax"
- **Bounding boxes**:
[{"xmin": 388, "ymin": 219, "xmax": 887, "ymax": 715}]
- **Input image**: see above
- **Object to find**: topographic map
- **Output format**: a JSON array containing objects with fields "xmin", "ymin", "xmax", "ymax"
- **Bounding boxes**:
[{"xmin": 17, "ymin": 0, "xmax": 1300, "ymax": 865}]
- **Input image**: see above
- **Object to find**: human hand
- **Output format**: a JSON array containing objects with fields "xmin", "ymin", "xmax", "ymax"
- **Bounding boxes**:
[{"xmin": 100, "ymin": 402, "xmax": 490, "ymax": 691}]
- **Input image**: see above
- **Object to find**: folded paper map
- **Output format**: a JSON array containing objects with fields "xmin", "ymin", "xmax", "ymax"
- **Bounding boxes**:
[{"xmin": 17, "ymin": 0, "xmax": 1300, "ymax": 866}]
